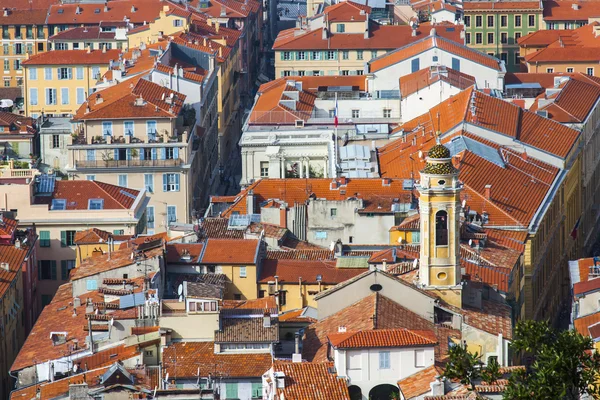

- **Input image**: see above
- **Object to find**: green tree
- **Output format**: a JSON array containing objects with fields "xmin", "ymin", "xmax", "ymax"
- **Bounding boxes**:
[{"xmin": 443, "ymin": 344, "xmax": 483, "ymax": 391}]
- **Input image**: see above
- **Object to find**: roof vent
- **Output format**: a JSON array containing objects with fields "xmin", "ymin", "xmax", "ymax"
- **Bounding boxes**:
[
  {"xmin": 274, "ymin": 371, "xmax": 285, "ymax": 388},
  {"xmin": 0, "ymin": 262, "xmax": 8, "ymax": 271},
  {"xmin": 50, "ymin": 332, "xmax": 68, "ymax": 346},
  {"xmin": 338, "ymin": 326, "xmax": 347, "ymax": 333},
  {"xmin": 104, "ymin": 3, "xmax": 108, "ymax": 12},
  {"xmin": 572, "ymin": 3, "xmax": 579, "ymax": 10},
  {"xmin": 2, "ymin": 8, "xmax": 8, "ymax": 17},
  {"xmin": 131, "ymin": 5, "xmax": 136, "ymax": 12},
  {"xmin": 75, "ymin": 5, "xmax": 81, "ymax": 14}
]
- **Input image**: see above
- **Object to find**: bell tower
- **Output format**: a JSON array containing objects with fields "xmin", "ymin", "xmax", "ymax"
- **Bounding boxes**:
[{"xmin": 417, "ymin": 143, "xmax": 463, "ymax": 307}]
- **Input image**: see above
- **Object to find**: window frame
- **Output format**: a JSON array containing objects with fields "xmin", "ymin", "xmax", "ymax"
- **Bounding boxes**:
[{"xmin": 379, "ymin": 351, "xmax": 391, "ymax": 369}]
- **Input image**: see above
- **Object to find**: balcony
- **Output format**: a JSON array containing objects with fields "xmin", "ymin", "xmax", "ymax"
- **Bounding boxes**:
[
  {"xmin": 74, "ymin": 159, "xmax": 183, "ymax": 169},
  {"xmin": 71, "ymin": 134, "xmax": 185, "ymax": 146}
]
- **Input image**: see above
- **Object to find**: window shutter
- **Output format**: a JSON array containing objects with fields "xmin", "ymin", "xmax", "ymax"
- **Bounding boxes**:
[
  {"xmin": 68, "ymin": 68, "xmax": 73, "ymax": 79},
  {"xmin": 30, "ymin": 88, "xmax": 38, "ymax": 106},
  {"xmin": 126, "ymin": 148, "xmax": 131, "ymax": 161},
  {"xmin": 151, "ymin": 148, "xmax": 157, "ymax": 160},
  {"xmin": 139, "ymin": 149, "xmax": 145, "ymax": 160},
  {"xmin": 61, "ymin": 260, "xmax": 68, "ymax": 280},
  {"xmin": 280, "ymin": 51, "xmax": 284, "ymax": 60},
  {"xmin": 160, "ymin": 148, "xmax": 166, "ymax": 160},
  {"xmin": 51, "ymin": 261, "xmax": 57, "ymax": 280},
  {"xmin": 163, "ymin": 174, "xmax": 168, "ymax": 191},
  {"xmin": 38, "ymin": 261, "xmax": 42, "ymax": 280},
  {"xmin": 114, "ymin": 149, "xmax": 119, "ymax": 161},
  {"xmin": 173, "ymin": 147, "xmax": 179, "ymax": 160},
  {"xmin": 175, "ymin": 174, "xmax": 180, "ymax": 191},
  {"xmin": 60, "ymin": 231, "xmax": 67, "ymax": 247}
]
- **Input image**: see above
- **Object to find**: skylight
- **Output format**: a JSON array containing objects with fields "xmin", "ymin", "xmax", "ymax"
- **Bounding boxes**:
[
  {"xmin": 88, "ymin": 199, "xmax": 104, "ymax": 210},
  {"xmin": 51, "ymin": 199, "xmax": 66, "ymax": 210}
]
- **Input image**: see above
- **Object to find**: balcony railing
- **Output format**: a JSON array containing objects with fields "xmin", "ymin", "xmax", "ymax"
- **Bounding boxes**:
[
  {"xmin": 71, "ymin": 134, "xmax": 185, "ymax": 146},
  {"xmin": 75, "ymin": 159, "xmax": 183, "ymax": 168}
]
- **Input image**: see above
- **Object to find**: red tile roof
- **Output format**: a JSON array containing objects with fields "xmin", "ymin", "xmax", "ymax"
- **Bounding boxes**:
[
  {"xmin": 504, "ymin": 72, "xmax": 573, "ymax": 88},
  {"xmin": 273, "ymin": 22, "xmax": 463, "ymax": 51},
  {"xmin": 398, "ymin": 365, "xmax": 444, "ymax": 399},
  {"xmin": 49, "ymin": 26, "xmax": 118, "ymax": 41},
  {"xmin": 74, "ymin": 228, "xmax": 112, "ymax": 244},
  {"xmin": 200, "ymin": 238, "xmax": 260, "ymax": 264},
  {"xmin": 524, "ymin": 23, "xmax": 600, "ymax": 63},
  {"xmin": 0, "ymin": 214, "xmax": 18, "ymax": 238},
  {"xmin": 191, "ymin": 0, "xmax": 260, "ymax": 19},
  {"xmin": 166, "ymin": 243, "xmax": 203, "ymax": 263},
  {"xmin": 517, "ymin": 29, "xmax": 575, "ymax": 47},
  {"xmin": 266, "ymin": 249, "xmax": 335, "ymax": 260},
  {"xmin": 303, "ymin": 293, "xmax": 460, "ymax": 362},
  {"xmin": 574, "ymin": 311, "xmax": 600, "ymax": 336},
  {"xmin": 543, "ymin": 0, "xmax": 600, "ymax": 21},
  {"xmin": 71, "ymin": 245, "xmax": 163, "ymax": 281},
  {"xmin": 322, "ymin": 1, "xmax": 371, "ymax": 22},
  {"xmin": 370, "ymin": 36, "xmax": 502, "ymax": 73},
  {"xmin": 162, "ymin": 341, "xmax": 271, "ymax": 378},
  {"xmin": 34, "ymin": 180, "xmax": 140, "ymax": 211},
  {"xmin": 463, "ymin": 1, "xmax": 541, "ymax": 10},
  {"xmin": 222, "ymin": 178, "xmax": 413, "ymax": 217},
  {"xmin": 259, "ymin": 259, "xmax": 365, "ymax": 284},
  {"xmin": 271, "ymin": 361, "xmax": 350, "ymax": 400},
  {"xmin": 400, "ymin": 67, "xmax": 476, "ymax": 98},
  {"xmin": 574, "ymin": 277, "xmax": 600, "ymax": 296},
  {"xmin": 22, "ymin": 49, "xmax": 121, "ymax": 66},
  {"xmin": 74, "ymin": 77, "xmax": 186, "ymax": 121},
  {"xmin": 222, "ymin": 296, "xmax": 277, "ymax": 309},
  {"xmin": 328, "ymin": 328, "xmax": 437, "ymax": 348},
  {"xmin": 198, "ymin": 217, "xmax": 245, "ymax": 239},
  {"xmin": 450, "ymin": 300, "xmax": 513, "ymax": 340},
  {"xmin": 0, "ymin": 244, "xmax": 26, "ymax": 301},
  {"xmin": 0, "ymin": 111, "xmax": 37, "ymax": 135},
  {"xmin": 47, "ymin": 0, "xmax": 165, "ymax": 25},
  {"xmin": 279, "ymin": 308, "xmax": 317, "ymax": 323},
  {"xmin": 0, "ymin": 8, "xmax": 49, "ymax": 24}
]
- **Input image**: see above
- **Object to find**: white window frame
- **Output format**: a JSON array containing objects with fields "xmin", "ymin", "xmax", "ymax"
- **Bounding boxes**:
[
  {"xmin": 240, "ymin": 266, "xmax": 247, "ymax": 278},
  {"xmin": 51, "ymin": 199, "xmax": 66, "ymax": 210},
  {"xmin": 88, "ymin": 198, "xmax": 104, "ymax": 210},
  {"xmin": 379, "ymin": 351, "xmax": 391, "ymax": 369}
]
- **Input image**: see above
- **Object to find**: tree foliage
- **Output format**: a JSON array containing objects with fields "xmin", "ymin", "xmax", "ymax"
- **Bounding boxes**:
[{"xmin": 443, "ymin": 320, "xmax": 600, "ymax": 400}]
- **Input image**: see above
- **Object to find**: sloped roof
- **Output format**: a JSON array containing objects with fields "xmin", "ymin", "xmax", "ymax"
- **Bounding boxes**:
[
  {"xmin": 398, "ymin": 365, "xmax": 444, "ymax": 399},
  {"xmin": 400, "ymin": 66, "xmax": 476, "ymax": 98},
  {"xmin": 259, "ymin": 259, "xmax": 365, "ymax": 284},
  {"xmin": 517, "ymin": 29, "xmax": 575, "ymax": 47},
  {"xmin": 0, "ymin": 244, "xmax": 27, "ymax": 303},
  {"xmin": 0, "ymin": 112, "xmax": 37, "ymax": 135},
  {"xmin": 34, "ymin": 180, "xmax": 140, "ymax": 211},
  {"xmin": 74, "ymin": 228, "xmax": 112, "ymax": 244},
  {"xmin": 270, "ymin": 361, "xmax": 350, "ymax": 400},
  {"xmin": 328, "ymin": 328, "xmax": 437, "ymax": 348},
  {"xmin": 22, "ymin": 49, "xmax": 121, "ymax": 66},
  {"xmin": 543, "ymin": 0, "xmax": 600, "ymax": 21},
  {"xmin": 47, "ymin": 0, "xmax": 165, "ymax": 25},
  {"xmin": 200, "ymin": 238, "xmax": 260, "ymax": 264},
  {"xmin": 463, "ymin": 0, "xmax": 541, "ymax": 10},
  {"xmin": 574, "ymin": 311, "xmax": 600, "ymax": 336},
  {"xmin": 524, "ymin": 23, "xmax": 600, "ymax": 63},
  {"xmin": 531, "ymin": 75, "xmax": 600, "ymax": 123},
  {"xmin": 0, "ymin": 214, "xmax": 18, "ymax": 237},
  {"xmin": 215, "ymin": 312, "xmax": 279, "ymax": 343}
]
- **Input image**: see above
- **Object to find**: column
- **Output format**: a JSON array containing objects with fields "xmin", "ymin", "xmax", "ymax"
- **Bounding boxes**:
[
  {"xmin": 241, "ymin": 151, "xmax": 248, "ymax": 184},
  {"xmin": 280, "ymin": 156, "xmax": 285, "ymax": 178},
  {"xmin": 323, "ymin": 156, "xmax": 329, "ymax": 178},
  {"xmin": 250, "ymin": 152, "xmax": 255, "ymax": 179},
  {"xmin": 305, "ymin": 157, "xmax": 310, "ymax": 178},
  {"xmin": 299, "ymin": 158, "xmax": 304, "ymax": 178}
]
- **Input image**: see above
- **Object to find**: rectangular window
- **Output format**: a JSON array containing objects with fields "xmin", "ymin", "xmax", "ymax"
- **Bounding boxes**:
[
  {"xmin": 46, "ymin": 88, "xmax": 57, "ymax": 105},
  {"xmin": 2, "ymin": 44, "xmax": 7, "ymax": 55},
  {"xmin": 14, "ymin": 25, "xmax": 21, "ymax": 38},
  {"xmin": 86, "ymin": 175, "xmax": 95, "ymax": 181},
  {"xmin": 312, "ymin": 51, "xmax": 321, "ymax": 60},
  {"xmin": 330, "ymin": 208, "xmax": 337, "ymax": 217},
  {"xmin": 588, "ymin": 67, "xmax": 594, "ymax": 76},
  {"xmin": 57, "ymin": 67, "xmax": 72, "ymax": 80},
  {"xmin": 371, "ymin": 50, "xmax": 377, "ymax": 59},
  {"xmin": 44, "ymin": 67, "xmax": 51, "ymax": 80},
  {"xmin": 102, "ymin": 121, "xmax": 113, "ymax": 136},
  {"xmin": 315, "ymin": 231, "xmax": 327, "ymax": 239},
  {"xmin": 76, "ymin": 67, "xmax": 84, "ymax": 80},
  {"xmin": 86, "ymin": 279, "xmax": 98, "ymax": 290},
  {"xmin": 487, "ymin": 32, "xmax": 494, "ymax": 44},
  {"xmin": 60, "ymin": 260, "xmax": 75, "ymax": 281},
  {"xmin": 283, "ymin": 51, "xmax": 291, "ymax": 60},
  {"xmin": 86, "ymin": 149, "xmax": 95, "ymax": 161},
  {"xmin": 327, "ymin": 51, "xmax": 335, "ymax": 60},
  {"xmin": 464, "ymin": 15, "xmax": 470, "ymax": 27},
  {"xmin": 29, "ymin": 88, "xmax": 38, "ymax": 106},
  {"xmin": 39, "ymin": 260, "xmax": 57, "ymax": 280},
  {"xmin": 566, "ymin": 67, "xmax": 574, "ymax": 73},
  {"xmin": 76, "ymin": 88, "xmax": 85, "ymax": 104},
  {"xmin": 515, "ymin": 15, "xmax": 522, "ymax": 27},
  {"xmin": 336, "ymin": 23, "xmax": 345, "ymax": 32},
  {"xmin": 297, "ymin": 51, "xmax": 305, "ymax": 60},
  {"xmin": 14, "ymin": 43, "xmax": 23, "ymax": 55},
  {"xmin": 501, "ymin": 32, "xmax": 508, "ymax": 44},
  {"xmin": 167, "ymin": 205, "xmax": 177, "ymax": 223},
  {"xmin": 383, "ymin": 109, "xmax": 391, "ymax": 118},
  {"xmin": 357, "ymin": 50, "xmax": 363, "ymax": 60},
  {"xmin": 528, "ymin": 14, "xmax": 535, "ymax": 27},
  {"xmin": 252, "ymin": 382, "xmax": 262, "ymax": 398},
  {"xmin": 225, "ymin": 383, "xmax": 238, "ymax": 399},
  {"xmin": 475, "ymin": 15, "xmax": 482, "ymax": 27},
  {"xmin": 52, "ymin": 134, "xmax": 60, "ymax": 149},
  {"xmin": 411, "ymin": 231, "xmax": 420, "ymax": 243},
  {"xmin": 352, "ymin": 109, "xmax": 360, "ymax": 118},
  {"xmin": 144, "ymin": 174, "xmax": 154, "ymax": 192},
  {"xmin": 240, "ymin": 266, "xmax": 247, "ymax": 278},
  {"xmin": 61, "ymin": 230, "xmax": 76, "ymax": 247},
  {"xmin": 415, "ymin": 349, "xmax": 425, "ymax": 367},
  {"xmin": 342, "ymin": 50, "xmax": 349, "ymax": 60},
  {"xmin": 465, "ymin": 32, "xmax": 471, "ymax": 45},
  {"xmin": 147, "ymin": 120, "xmax": 157, "ymax": 140},
  {"xmin": 61, "ymin": 88, "xmax": 69, "ymax": 105},
  {"xmin": 500, "ymin": 53, "xmax": 508, "ymax": 63},
  {"xmin": 51, "ymin": 199, "xmax": 66, "ymax": 210},
  {"xmin": 29, "ymin": 68, "xmax": 37, "ymax": 80},
  {"xmin": 88, "ymin": 199, "xmax": 103, "ymax": 210},
  {"xmin": 92, "ymin": 66, "xmax": 100, "ymax": 79},
  {"xmin": 546, "ymin": 67, "xmax": 554, "ymax": 73},
  {"xmin": 515, "ymin": 52, "xmax": 521, "ymax": 65},
  {"xmin": 123, "ymin": 120, "xmax": 134, "ymax": 136},
  {"xmin": 260, "ymin": 161, "xmax": 269, "ymax": 177},
  {"xmin": 173, "ymin": 19, "xmax": 183, "ymax": 27},
  {"xmin": 501, "ymin": 15, "xmax": 507, "ymax": 27},
  {"xmin": 515, "ymin": 32, "xmax": 521, "ymax": 41},
  {"xmin": 163, "ymin": 173, "xmax": 180, "ymax": 192},
  {"xmin": 39, "ymin": 231, "xmax": 51, "ymax": 247},
  {"xmin": 379, "ymin": 351, "xmax": 391, "ymax": 369},
  {"xmin": 13, "ymin": 59, "xmax": 21, "ymax": 71},
  {"xmin": 487, "ymin": 15, "xmax": 494, "ymax": 27},
  {"xmin": 147, "ymin": 206, "xmax": 155, "ymax": 229},
  {"xmin": 411, "ymin": 58, "xmax": 420, "ymax": 72},
  {"xmin": 452, "ymin": 57, "xmax": 460, "ymax": 72},
  {"xmin": 118, "ymin": 174, "xmax": 128, "ymax": 187}
]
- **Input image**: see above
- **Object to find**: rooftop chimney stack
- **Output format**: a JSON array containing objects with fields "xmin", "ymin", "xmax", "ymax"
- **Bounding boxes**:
[{"xmin": 484, "ymin": 184, "xmax": 492, "ymax": 200}]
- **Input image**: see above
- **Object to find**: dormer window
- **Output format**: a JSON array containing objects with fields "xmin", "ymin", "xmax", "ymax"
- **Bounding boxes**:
[
  {"xmin": 51, "ymin": 199, "xmax": 66, "ymax": 210},
  {"xmin": 88, "ymin": 199, "xmax": 104, "ymax": 210}
]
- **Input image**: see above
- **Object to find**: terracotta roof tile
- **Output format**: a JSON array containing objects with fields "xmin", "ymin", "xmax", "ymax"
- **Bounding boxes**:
[
  {"xmin": 222, "ymin": 296, "xmax": 277, "ymax": 309},
  {"xmin": 0, "ymin": 112, "xmax": 37, "ymax": 135},
  {"xmin": 504, "ymin": 72, "xmax": 573, "ymax": 88},
  {"xmin": 200, "ymin": 238, "xmax": 260, "ymax": 264},
  {"xmin": 259, "ymin": 259, "xmax": 365, "ymax": 284},
  {"xmin": 518, "ymin": 29, "xmax": 575, "ymax": 47},
  {"xmin": 271, "ymin": 361, "xmax": 350, "ymax": 400},
  {"xmin": 400, "ymin": 67, "xmax": 476, "ymax": 98},
  {"xmin": 34, "ymin": 180, "xmax": 140, "ymax": 210},
  {"xmin": 0, "ymin": 244, "xmax": 27, "ymax": 301},
  {"xmin": 543, "ymin": 0, "xmax": 600, "ymax": 21},
  {"xmin": 0, "ymin": 214, "xmax": 18, "ymax": 238},
  {"xmin": 574, "ymin": 278, "xmax": 600, "ymax": 296},
  {"xmin": 447, "ymin": 300, "xmax": 513, "ymax": 340},
  {"xmin": 71, "ymin": 245, "xmax": 163, "ymax": 281},
  {"xmin": 524, "ymin": 23, "xmax": 600, "ymax": 63},
  {"xmin": 533, "ymin": 76, "xmax": 600, "ymax": 123},
  {"xmin": 47, "ymin": 0, "xmax": 165, "ymax": 25},
  {"xmin": 0, "ymin": 8, "xmax": 49, "ymax": 25},
  {"xmin": 574, "ymin": 312, "xmax": 600, "ymax": 336},
  {"xmin": 279, "ymin": 308, "xmax": 317, "ymax": 323},
  {"xmin": 464, "ymin": 1, "xmax": 541, "ymax": 10},
  {"xmin": 49, "ymin": 26, "xmax": 118, "ymax": 41},
  {"xmin": 328, "ymin": 328, "xmax": 437, "ymax": 348},
  {"xmin": 162, "ymin": 341, "xmax": 271, "ymax": 378},
  {"xmin": 215, "ymin": 312, "xmax": 279, "ymax": 343},
  {"xmin": 22, "ymin": 49, "xmax": 121, "ymax": 66},
  {"xmin": 197, "ymin": 218, "xmax": 244, "ymax": 239},
  {"xmin": 266, "ymin": 249, "xmax": 335, "ymax": 260},
  {"xmin": 118, "ymin": 232, "xmax": 169, "ymax": 250},
  {"xmin": 166, "ymin": 243, "xmax": 203, "ymax": 264},
  {"xmin": 398, "ymin": 365, "xmax": 444, "ymax": 399},
  {"xmin": 74, "ymin": 228, "xmax": 112, "ymax": 244}
]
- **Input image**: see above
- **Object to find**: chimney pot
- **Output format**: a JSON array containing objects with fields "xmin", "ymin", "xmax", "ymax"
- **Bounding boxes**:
[{"xmin": 484, "ymin": 184, "xmax": 492, "ymax": 200}]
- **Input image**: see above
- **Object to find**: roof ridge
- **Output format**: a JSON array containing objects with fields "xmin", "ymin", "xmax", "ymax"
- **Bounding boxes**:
[
  {"xmin": 462, "ymin": 183, "xmax": 523, "ymax": 226},
  {"xmin": 92, "ymin": 181, "xmax": 133, "ymax": 209}
]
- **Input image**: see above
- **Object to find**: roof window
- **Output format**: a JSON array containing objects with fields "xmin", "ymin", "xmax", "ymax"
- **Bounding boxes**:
[
  {"xmin": 94, "ymin": 8, "xmax": 101, "ymax": 13},
  {"xmin": 88, "ymin": 199, "xmax": 104, "ymax": 210},
  {"xmin": 51, "ymin": 199, "xmax": 66, "ymax": 210},
  {"xmin": 57, "ymin": 8, "xmax": 64, "ymax": 14}
]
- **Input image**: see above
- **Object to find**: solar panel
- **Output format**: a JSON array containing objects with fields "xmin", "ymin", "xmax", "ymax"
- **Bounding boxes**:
[{"xmin": 378, "ymin": 90, "xmax": 400, "ymax": 99}]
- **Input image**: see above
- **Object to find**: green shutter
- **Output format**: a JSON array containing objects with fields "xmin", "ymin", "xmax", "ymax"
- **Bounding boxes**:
[
  {"xmin": 60, "ymin": 231, "xmax": 67, "ymax": 247},
  {"xmin": 251, "ymin": 382, "xmax": 262, "ymax": 398},
  {"xmin": 61, "ymin": 260, "xmax": 68, "ymax": 280},
  {"xmin": 225, "ymin": 382, "xmax": 238, "ymax": 399},
  {"xmin": 50, "ymin": 261, "xmax": 57, "ymax": 280},
  {"xmin": 40, "ymin": 230, "xmax": 50, "ymax": 247},
  {"xmin": 280, "ymin": 51, "xmax": 284, "ymax": 60}
]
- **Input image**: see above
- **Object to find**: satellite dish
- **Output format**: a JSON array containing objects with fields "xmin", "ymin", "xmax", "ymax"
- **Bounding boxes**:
[
  {"xmin": 412, "ymin": 258, "xmax": 418, "ymax": 269},
  {"xmin": 177, "ymin": 284, "xmax": 183, "ymax": 296},
  {"xmin": 468, "ymin": 239, "xmax": 473, "ymax": 246},
  {"xmin": 462, "ymin": 199, "xmax": 467, "ymax": 208}
]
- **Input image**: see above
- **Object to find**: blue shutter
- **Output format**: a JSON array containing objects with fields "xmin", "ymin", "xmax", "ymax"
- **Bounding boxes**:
[
  {"xmin": 452, "ymin": 57, "xmax": 460, "ymax": 72},
  {"xmin": 160, "ymin": 148, "xmax": 166, "ymax": 160},
  {"xmin": 45, "ymin": 67, "xmax": 51, "ymax": 80},
  {"xmin": 30, "ymin": 88, "xmax": 37, "ymax": 106},
  {"xmin": 411, "ymin": 58, "xmax": 420, "ymax": 72},
  {"xmin": 151, "ymin": 148, "xmax": 157, "ymax": 160},
  {"xmin": 139, "ymin": 149, "xmax": 145, "ymax": 160},
  {"xmin": 173, "ymin": 147, "xmax": 179, "ymax": 160},
  {"xmin": 114, "ymin": 149, "xmax": 119, "ymax": 161},
  {"xmin": 163, "ymin": 174, "xmax": 168, "ymax": 191},
  {"xmin": 126, "ymin": 148, "xmax": 131, "ymax": 161},
  {"xmin": 174, "ymin": 174, "xmax": 180, "ymax": 191}
]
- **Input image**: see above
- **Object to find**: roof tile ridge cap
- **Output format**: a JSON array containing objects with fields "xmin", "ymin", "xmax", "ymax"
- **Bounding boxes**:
[
  {"xmin": 409, "ymin": 328, "xmax": 438, "ymax": 344},
  {"xmin": 373, "ymin": 291, "xmax": 379, "ymax": 329},
  {"xmin": 461, "ymin": 183, "xmax": 523, "ymax": 226},
  {"xmin": 94, "ymin": 181, "xmax": 130, "ymax": 209}
]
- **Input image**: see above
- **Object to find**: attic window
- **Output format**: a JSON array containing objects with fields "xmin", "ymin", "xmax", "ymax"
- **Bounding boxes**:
[
  {"xmin": 57, "ymin": 8, "xmax": 64, "ymax": 14},
  {"xmin": 94, "ymin": 8, "xmax": 100, "ymax": 13},
  {"xmin": 51, "ymin": 199, "xmax": 66, "ymax": 210},
  {"xmin": 88, "ymin": 199, "xmax": 104, "ymax": 210}
]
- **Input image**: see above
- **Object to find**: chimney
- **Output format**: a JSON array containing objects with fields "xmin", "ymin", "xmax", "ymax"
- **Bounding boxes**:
[
  {"xmin": 102, "ymin": 45, "xmax": 106, "ymax": 53},
  {"xmin": 364, "ymin": 13, "xmax": 369, "ymax": 39},
  {"xmin": 215, "ymin": 22, "xmax": 219, "ymax": 33},
  {"xmin": 263, "ymin": 311, "xmax": 271, "ymax": 328},
  {"xmin": 430, "ymin": 376, "xmax": 444, "ymax": 396},
  {"xmin": 104, "ymin": 3, "xmax": 108, "ymax": 12},
  {"xmin": 280, "ymin": 206, "xmax": 287, "ymax": 228},
  {"xmin": 339, "ymin": 176, "xmax": 347, "ymax": 186},
  {"xmin": 322, "ymin": 27, "xmax": 328, "ymax": 40},
  {"xmin": 484, "ymin": 184, "xmax": 492, "ymax": 200},
  {"xmin": 246, "ymin": 190, "xmax": 254, "ymax": 214},
  {"xmin": 294, "ymin": 332, "xmax": 300, "ymax": 354},
  {"xmin": 0, "ymin": 262, "xmax": 9, "ymax": 272},
  {"xmin": 73, "ymin": 297, "xmax": 81, "ymax": 307},
  {"xmin": 338, "ymin": 326, "xmax": 346, "ymax": 333},
  {"xmin": 411, "ymin": 28, "xmax": 417, "ymax": 37},
  {"xmin": 131, "ymin": 5, "xmax": 136, "ymax": 12}
]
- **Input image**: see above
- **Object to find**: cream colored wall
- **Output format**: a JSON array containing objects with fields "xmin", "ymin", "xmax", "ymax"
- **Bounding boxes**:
[
  {"xmin": 24, "ymin": 63, "xmax": 110, "ymax": 116},
  {"xmin": 127, "ymin": 10, "xmax": 188, "ymax": 49},
  {"xmin": 160, "ymin": 312, "xmax": 219, "ymax": 341},
  {"xmin": 258, "ymin": 283, "xmax": 329, "ymax": 312},
  {"xmin": 0, "ymin": 269, "xmax": 24, "ymax": 399},
  {"xmin": 330, "ymin": 21, "xmax": 365, "ymax": 33},
  {"xmin": 274, "ymin": 48, "xmax": 381, "ymax": 77},
  {"xmin": 83, "ymin": 119, "xmax": 175, "ymax": 142},
  {"xmin": 526, "ymin": 60, "xmax": 600, "ymax": 75}
]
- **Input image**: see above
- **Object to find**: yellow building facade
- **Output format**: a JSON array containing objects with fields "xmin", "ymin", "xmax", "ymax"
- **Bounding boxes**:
[
  {"xmin": 22, "ymin": 49, "xmax": 120, "ymax": 118},
  {"xmin": 219, "ymin": 264, "xmax": 259, "ymax": 300},
  {"xmin": 127, "ymin": 6, "xmax": 190, "ymax": 49}
]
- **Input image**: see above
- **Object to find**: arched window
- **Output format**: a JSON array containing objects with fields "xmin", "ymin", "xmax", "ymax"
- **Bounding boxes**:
[{"xmin": 435, "ymin": 210, "xmax": 448, "ymax": 246}]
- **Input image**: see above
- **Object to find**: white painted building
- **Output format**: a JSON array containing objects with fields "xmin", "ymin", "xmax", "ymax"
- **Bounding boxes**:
[{"xmin": 38, "ymin": 117, "xmax": 72, "ymax": 174}]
